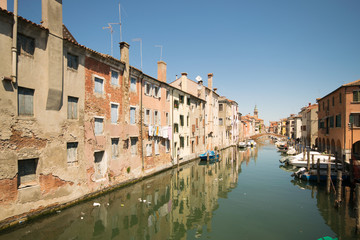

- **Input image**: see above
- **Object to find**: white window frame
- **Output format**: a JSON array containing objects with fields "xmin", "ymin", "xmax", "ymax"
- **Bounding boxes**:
[
  {"xmin": 154, "ymin": 110, "xmax": 159, "ymax": 125},
  {"xmin": 166, "ymin": 89, "xmax": 170, "ymax": 101},
  {"xmin": 155, "ymin": 138, "xmax": 159, "ymax": 155},
  {"xmin": 130, "ymin": 77, "xmax": 137, "ymax": 92},
  {"xmin": 153, "ymin": 85, "xmax": 161, "ymax": 98},
  {"xmin": 145, "ymin": 82, "xmax": 152, "ymax": 96},
  {"xmin": 110, "ymin": 102, "xmax": 119, "ymax": 124},
  {"xmin": 111, "ymin": 69, "xmax": 119, "ymax": 86},
  {"xmin": 94, "ymin": 75, "xmax": 105, "ymax": 94},
  {"xmin": 130, "ymin": 106, "xmax": 136, "ymax": 125},
  {"xmin": 94, "ymin": 116, "xmax": 104, "ymax": 135},
  {"xmin": 146, "ymin": 143, "xmax": 152, "ymax": 156}
]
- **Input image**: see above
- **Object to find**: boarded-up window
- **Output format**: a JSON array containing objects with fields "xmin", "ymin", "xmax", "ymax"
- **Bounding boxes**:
[
  {"xmin": 18, "ymin": 158, "xmax": 38, "ymax": 188},
  {"xmin": 94, "ymin": 77, "xmax": 104, "ymax": 94},
  {"xmin": 111, "ymin": 104, "xmax": 118, "ymax": 124},
  {"xmin": 111, "ymin": 138, "xmax": 119, "ymax": 158},
  {"xmin": 111, "ymin": 70, "xmax": 119, "ymax": 86},
  {"xmin": 67, "ymin": 142, "xmax": 78, "ymax": 165},
  {"xmin": 94, "ymin": 117, "xmax": 103, "ymax": 135},
  {"xmin": 155, "ymin": 138, "xmax": 159, "ymax": 155},
  {"xmin": 130, "ymin": 77, "xmax": 137, "ymax": 92},
  {"xmin": 67, "ymin": 96, "xmax": 78, "ymax": 119},
  {"xmin": 67, "ymin": 53, "xmax": 78, "ymax": 70},
  {"xmin": 17, "ymin": 33, "xmax": 35, "ymax": 55},
  {"xmin": 18, "ymin": 87, "xmax": 34, "ymax": 116},
  {"xmin": 146, "ymin": 143, "xmax": 152, "ymax": 156},
  {"xmin": 130, "ymin": 107, "xmax": 136, "ymax": 124},
  {"xmin": 130, "ymin": 137, "xmax": 137, "ymax": 155}
]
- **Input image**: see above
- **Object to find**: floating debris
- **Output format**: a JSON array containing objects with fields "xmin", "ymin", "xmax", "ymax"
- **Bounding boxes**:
[{"xmin": 93, "ymin": 202, "xmax": 100, "ymax": 207}]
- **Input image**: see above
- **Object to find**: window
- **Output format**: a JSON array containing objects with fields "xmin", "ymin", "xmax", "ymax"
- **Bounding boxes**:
[
  {"xmin": 153, "ymin": 85, "xmax": 161, "ymax": 98},
  {"xmin": 165, "ymin": 139, "xmax": 170, "ymax": 152},
  {"xmin": 179, "ymin": 95, "xmax": 184, "ymax": 104},
  {"xmin": 196, "ymin": 136, "xmax": 199, "ymax": 145},
  {"xmin": 111, "ymin": 138, "xmax": 119, "ymax": 158},
  {"xmin": 187, "ymin": 97, "xmax": 191, "ymax": 105},
  {"xmin": 329, "ymin": 116, "xmax": 334, "ymax": 128},
  {"xmin": 219, "ymin": 104, "xmax": 223, "ymax": 111},
  {"xmin": 130, "ymin": 107, "xmax": 136, "ymax": 124},
  {"xmin": 166, "ymin": 112, "xmax": 169, "ymax": 126},
  {"xmin": 146, "ymin": 143, "xmax": 152, "ymax": 156},
  {"xmin": 332, "ymin": 96, "xmax": 335, "ymax": 106},
  {"xmin": 219, "ymin": 118, "xmax": 223, "ymax": 125},
  {"xmin": 130, "ymin": 137, "xmax": 137, "ymax": 155},
  {"xmin": 67, "ymin": 96, "xmax": 78, "ymax": 119},
  {"xmin": 145, "ymin": 82, "xmax": 152, "ymax": 96},
  {"xmin": 180, "ymin": 136, "xmax": 184, "ymax": 148},
  {"xmin": 350, "ymin": 113, "xmax": 360, "ymax": 127},
  {"xmin": 340, "ymin": 93, "xmax": 342, "ymax": 104},
  {"xmin": 174, "ymin": 123, "xmax": 179, "ymax": 133},
  {"xmin": 17, "ymin": 33, "xmax": 35, "ymax": 55},
  {"xmin": 354, "ymin": 91, "xmax": 360, "ymax": 103},
  {"xmin": 67, "ymin": 142, "xmax": 78, "ymax": 165},
  {"xmin": 154, "ymin": 110, "xmax": 159, "ymax": 125},
  {"xmin": 145, "ymin": 109, "xmax": 151, "ymax": 125},
  {"xmin": 18, "ymin": 87, "xmax": 34, "ymax": 116},
  {"xmin": 180, "ymin": 115, "xmax": 184, "ymax": 126},
  {"xmin": 94, "ymin": 151, "xmax": 104, "ymax": 163},
  {"xmin": 166, "ymin": 90, "xmax": 170, "ymax": 101},
  {"xmin": 18, "ymin": 158, "xmax": 38, "ymax": 188},
  {"xmin": 155, "ymin": 138, "xmax": 159, "ymax": 155},
  {"xmin": 187, "ymin": 136, "xmax": 189, "ymax": 146},
  {"xmin": 174, "ymin": 100, "xmax": 179, "ymax": 109},
  {"xmin": 187, "ymin": 115, "xmax": 189, "ymax": 126},
  {"xmin": 111, "ymin": 70, "xmax": 119, "ymax": 86},
  {"xmin": 130, "ymin": 77, "xmax": 137, "ymax": 92},
  {"xmin": 336, "ymin": 114, "xmax": 341, "ymax": 128},
  {"xmin": 111, "ymin": 103, "xmax": 119, "ymax": 124},
  {"xmin": 94, "ymin": 117, "xmax": 104, "ymax": 135},
  {"xmin": 94, "ymin": 77, "xmax": 104, "ymax": 94},
  {"xmin": 67, "ymin": 53, "xmax": 78, "ymax": 70}
]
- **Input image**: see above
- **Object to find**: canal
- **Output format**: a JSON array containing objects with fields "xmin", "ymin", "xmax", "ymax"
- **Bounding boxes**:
[{"xmin": 0, "ymin": 139, "xmax": 358, "ymax": 239}]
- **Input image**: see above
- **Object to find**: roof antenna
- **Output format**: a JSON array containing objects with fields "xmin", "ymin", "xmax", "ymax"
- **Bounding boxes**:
[{"xmin": 102, "ymin": 2, "xmax": 122, "ymax": 56}]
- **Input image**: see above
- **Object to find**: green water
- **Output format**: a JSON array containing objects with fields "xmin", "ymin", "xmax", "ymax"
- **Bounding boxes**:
[{"xmin": 0, "ymin": 141, "xmax": 358, "ymax": 239}]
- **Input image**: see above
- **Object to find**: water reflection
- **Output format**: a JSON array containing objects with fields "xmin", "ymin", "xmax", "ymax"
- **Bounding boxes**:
[
  {"xmin": 0, "ymin": 147, "xmax": 246, "ymax": 240},
  {"xmin": 289, "ymin": 172, "xmax": 359, "ymax": 239}
]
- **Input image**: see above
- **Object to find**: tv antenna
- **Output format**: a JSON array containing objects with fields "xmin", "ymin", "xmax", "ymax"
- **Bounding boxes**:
[
  {"xmin": 154, "ymin": 45, "xmax": 163, "ymax": 61},
  {"xmin": 102, "ymin": 3, "xmax": 122, "ymax": 56}
]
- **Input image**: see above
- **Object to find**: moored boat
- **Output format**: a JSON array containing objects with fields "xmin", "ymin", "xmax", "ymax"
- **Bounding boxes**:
[
  {"xmin": 238, "ymin": 141, "xmax": 247, "ymax": 148},
  {"xmin": 199, "ymin": 150, "xmax": 219, "ymax": 161}
]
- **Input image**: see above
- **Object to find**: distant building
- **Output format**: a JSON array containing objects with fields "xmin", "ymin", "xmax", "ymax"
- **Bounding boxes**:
[{"xmin": 299, "ymin": 103, "xmax": 318, "ymax": 148}]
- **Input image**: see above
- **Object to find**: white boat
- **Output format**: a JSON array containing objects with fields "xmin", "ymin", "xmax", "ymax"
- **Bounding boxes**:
[
  {"xmin": 286, "ymin": 152, "xmax": 341, "ymax": 169},
  {"xmin": 286, "ymin": 146, "xmax": 296, "ymax": 155},
  {"xmin": 238, "ymin": 141, "xmax": 247, "ymax": 148}
]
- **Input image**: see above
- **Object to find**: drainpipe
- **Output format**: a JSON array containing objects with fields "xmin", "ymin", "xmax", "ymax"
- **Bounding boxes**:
[
  {"xmin": 11, "ymin": 0, "xmax": 18, "ymax": 82},
  {"xmin": 140, "ymin": 74, "xmax": 144, "ymax": 170}
]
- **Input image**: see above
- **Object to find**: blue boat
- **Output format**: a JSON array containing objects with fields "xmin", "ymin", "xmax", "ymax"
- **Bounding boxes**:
[{"xmin": 199, "ymin": 150, "xmax": 219, "ymax": 161}]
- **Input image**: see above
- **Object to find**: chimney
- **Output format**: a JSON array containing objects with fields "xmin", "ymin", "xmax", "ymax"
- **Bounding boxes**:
[
  {"xmin": 0, "ymin": 0, "xmax": 7, "ymax": 10},
  {"xmin": 42, "ymin": 0, "xmax": 64, "ymax": 110},
  {"xmin": 157, "ymin": 61, "xmax": 167, "ymax": 83},
  {"xmin": 213, "ymin": 87, "xmax": 217, "ymax": 93},
  {"xmin": 120, "ymin": 42, "xmax": 130, "ymax": 66},
  {"xmin": 42, "ymin": 0, "xmax": 63, "ymax": 36},
  {"xmin": 181, "ymin": 72, "xmax": 188, "ymax": 91},
  {"xmin": 208, "ymin": 73, "xmax": 213, "ymax": 90}
]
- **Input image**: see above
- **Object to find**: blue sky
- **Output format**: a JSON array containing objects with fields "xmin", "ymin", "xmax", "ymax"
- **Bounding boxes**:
[{"xmin": 8, "ymin": 0, "xmax": 360, "ymax": 124}]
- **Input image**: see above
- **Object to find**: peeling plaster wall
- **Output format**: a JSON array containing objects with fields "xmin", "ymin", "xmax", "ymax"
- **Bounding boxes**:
[{"xmin": 0, "ymin": 10, "xmax": 86, "ymax": 222}]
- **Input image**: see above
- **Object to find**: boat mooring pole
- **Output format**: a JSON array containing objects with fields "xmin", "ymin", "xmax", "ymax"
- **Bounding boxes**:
[
  {"xmin": 356, "ymin": 183, "xmax": 360, "ymax": 233},
  {"xmin": 207, "ymin": 152, "xmax": 209, "ymax": 162},
  {"xmin": 317, "ymin": 159, "xmax": 320, "ymax": 184},
  {"xmin": 335, "ymin": 171, "xmax": 342, "ymax": 208},
  {"xmin": 307, "ymin": 151, "xmax": 310, "ymax": 170},
  {"xmin": 327, "ymin": 159, "xmax": 331, "ymax": 194},
  {"xmin": 312, "ymin": 154, "xmax": 315, "ymax": 169},
  {"xmin": 303, "ymin": 148, "xmax": 306, "ymax": 164}
]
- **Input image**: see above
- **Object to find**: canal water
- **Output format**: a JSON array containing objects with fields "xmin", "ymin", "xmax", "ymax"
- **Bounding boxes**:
[{"xmin": 0, "ymin": 140, "xmax": 359, "ymax": 239}]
